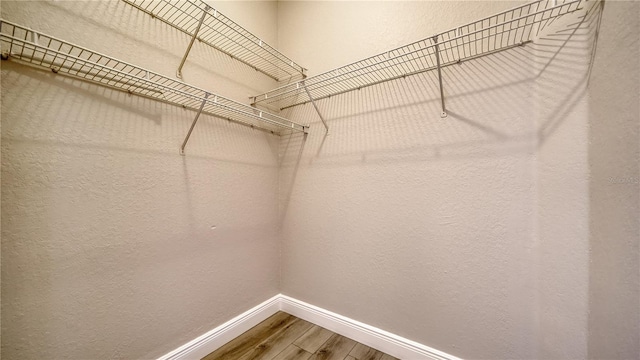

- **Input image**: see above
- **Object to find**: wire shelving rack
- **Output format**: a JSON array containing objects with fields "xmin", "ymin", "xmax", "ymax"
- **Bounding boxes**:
[
  {"xmin": 0, "ymin": 19, "xmax": 308, "ymax": 154},
  {"xmin": 251, "ymin": 0, "xmax": 587, "ymax": 120},
  {"xmin": 122, "ymin": 0, "xmax": 307, "ymax": 81}
]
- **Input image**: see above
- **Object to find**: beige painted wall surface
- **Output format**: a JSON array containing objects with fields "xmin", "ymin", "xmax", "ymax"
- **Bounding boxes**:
[
  {"xmin": 278, "ymin": 2, "xmax": 539, "ymax": 359},
  {"xmin": 532, "ymin": 2, "xmax": 600, "ymax": 358},
  {"xmin": 277, "ymin": 1, "xmax": 638, "ymax": 359},
  {"xmin": 1, "ymin": 1, "xmax": 283, "ymax": 359},
  {"xmin": 587, "ymin": 1, "xmax": 640, "ymax": 359},
  {"xmin": 2, "ymin": 1, "xmax": 638, "ymax": 360}
]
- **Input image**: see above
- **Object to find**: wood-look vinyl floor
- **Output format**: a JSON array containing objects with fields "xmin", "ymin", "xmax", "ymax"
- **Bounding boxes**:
[{"xmin": 202, "ymin": 312, "xmax": 399, "ymax": 360}]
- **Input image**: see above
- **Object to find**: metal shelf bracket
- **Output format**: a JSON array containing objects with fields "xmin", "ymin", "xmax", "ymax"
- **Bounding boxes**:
[
  {"xmin": 176, "ymin": 5, "xmax": 211, "ymax": 79},
  {"xmin": 180, "ymin": 93, "xmax": 210, "ymax": 155},
  {"xmin": 433, "ymin": 35, "xmax": 448, "ymax": 118},
  {"xmin": 251, "ymin": 0, "xmax": 588, "ymax": 119},
  {"xmin": 302, "ymin": 81, "xmax": 329, "ymax": 133},
  {"xmin": 122, "ymin": 0, "xmax": 306, "ymax": 82},
  {"xmin": 0, "ymin": 19, "xmax": 308, "ymax": 155}
]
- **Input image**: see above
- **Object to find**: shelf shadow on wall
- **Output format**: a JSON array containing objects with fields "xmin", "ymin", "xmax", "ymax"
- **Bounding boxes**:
[
  {"xmin": 1, "ymin": 60, "xmax": 281, "ymax": 167},
  {"xmin": 278, "ymin": 1, "xmax": 603, "ymax": 223},
  {"xmin": 37, "ymin": 0, "xmax": 279, "ymax": 94},
  {"xmin": 2, "ymin": 61, "xmax": 162, "ymax": 124},
  {"xmin": 586, "ymin": 1, "xmax": 640, "ymax": 358},
  {"xmin": 279, "ymin": 2, "xmax": 601, "ymax": 168},
  {"xmin": 279, "ymin": 131, "xmax": 308, "ymax": 224}
]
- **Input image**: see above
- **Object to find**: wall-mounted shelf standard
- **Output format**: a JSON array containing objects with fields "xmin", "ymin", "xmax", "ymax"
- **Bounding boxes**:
[
  {"xmin": 251, "ymin": 0, "xmax": 586, "ymax": 121},
  {"xmin": 0, "ymin": 19, "xmax": 308, "ymax": 154},
  {"xmin": 122, "ymin": 0, "xmax": 307, "ymax": 81}
]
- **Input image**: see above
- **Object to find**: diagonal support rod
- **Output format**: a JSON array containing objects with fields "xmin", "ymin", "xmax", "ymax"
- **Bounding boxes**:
[
  {"xmin": 180, "ymin": 93, "xmax": 210, "ymax": 155},
  {"xmin": 302, "ymin": 82, "xmax": 329, "ymax": 132},
  {"xmin": 433, "ymin": 35, "xmax": 448, "ymax": 118},
  {"xmin": 177, "ymin": 6, "xmax": 210, "ymax": 79}
]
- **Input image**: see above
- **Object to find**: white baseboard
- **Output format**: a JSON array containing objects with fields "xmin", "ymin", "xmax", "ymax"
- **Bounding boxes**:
[
  {"xmin": 279, "ymin": 295, "xmax": 460, "ymax": 360},
  {"xmin": 158, "ymin": 294, "xmax": 461, "ymax": 360},
  {"xmin": 157, "ymin": 295, "xmax": 281, "ymax": 360}
]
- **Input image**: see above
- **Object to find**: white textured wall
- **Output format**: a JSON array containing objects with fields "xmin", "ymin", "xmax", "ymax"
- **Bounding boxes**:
[
  {"xmin": 1, "ymin": 1, "xmax": 282, "ymax": 359},
  {"xmin": 277, "ymin": 1, "xmax": 638, "ymax": 359}
]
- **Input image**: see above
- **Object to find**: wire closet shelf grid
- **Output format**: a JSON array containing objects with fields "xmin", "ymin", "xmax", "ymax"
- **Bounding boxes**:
[
  {"xmin": 251, "ymin": 0, "xmax": 586, "ymax": 113},
  {"xmin": 122, "ymin": 0, "xmax": 306, "ymax": 81},
  {"xmin": 0, "ymin": 19, "xmax": 308, "ymax": 149}
]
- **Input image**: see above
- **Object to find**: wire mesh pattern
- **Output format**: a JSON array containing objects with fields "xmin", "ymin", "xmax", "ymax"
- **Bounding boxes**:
[
  {"xmin": 122, "ymin": 0, "xmax": 306, "ymax": 82},
  {"xmin": 252, "ymin": 0, "xmax": 585, "ymax": 110},
  {"xmin": 0, "ymin": 19, "xmax": 308, "ymax": 136}
]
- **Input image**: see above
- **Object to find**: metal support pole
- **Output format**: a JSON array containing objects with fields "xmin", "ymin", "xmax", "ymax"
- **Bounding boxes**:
[
  {"xmin": 433, "ymin": 35, "xmax": 448, "ymax": 118},
  {"xmin": 176, "ymin": 6, "xmax": 210, "ymax": 79},
  {"xmin": 180, "ymin": 93, "xmax": 210, "ymax": 155},
  {"xmin": 302, "ymin": 82, "xmax": 329, "ymax": 132}
]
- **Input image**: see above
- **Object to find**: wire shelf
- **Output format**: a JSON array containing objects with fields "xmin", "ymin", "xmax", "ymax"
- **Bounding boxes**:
[
  {"xmin": 122, "ymin": 0, "xmax": 306, "ymax": 82},
  {"xmin": 251, "ymin": 0, "xmax": 585, "ymax": 111},
  {"xmin": 0, "ymin": 19, "xmax": 308, "ymax": 143}
]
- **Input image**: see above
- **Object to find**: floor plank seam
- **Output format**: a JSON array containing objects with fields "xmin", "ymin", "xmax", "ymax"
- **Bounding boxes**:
[{"xmin": 202, "ymin": 312, "xmax": 398, "ymax": 360}]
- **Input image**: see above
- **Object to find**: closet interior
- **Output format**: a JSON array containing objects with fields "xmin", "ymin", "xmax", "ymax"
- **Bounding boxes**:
[{"xmin": 1, "ymin": 0, "xmax": 638, "ymax": 359}]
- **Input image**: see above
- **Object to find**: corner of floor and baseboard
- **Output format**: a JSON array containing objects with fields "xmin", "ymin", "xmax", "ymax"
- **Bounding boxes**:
[{"xmin": 157, "ymin": 294, "xmax": 461, "ymax": 360}]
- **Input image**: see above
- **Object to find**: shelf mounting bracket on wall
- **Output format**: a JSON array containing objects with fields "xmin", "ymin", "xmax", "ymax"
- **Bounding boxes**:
[
  {"xmin": 433, "ymin": 35, "xmax": 448, "ymax": 118},
  {"xmin": 0, "ymin": 19, "xmax": 308, "ymax": 146},
  {"xmin": 122, "ymin": 0, "xmax": 306, "ymax": 81},
  {"xmin": 251, "ymin": 0, "xmax": 588, "ymax": 119},
  {"xmin": 180, "ymin": 93, "xmax": 210, "ymax": 155},
  {"xmin": 302, "ymin": 81, "xmax": 329, "ymax": 133},
  {"xmin": 176, "ymin": 5, "xmax": 211, "ymax": 79}
]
